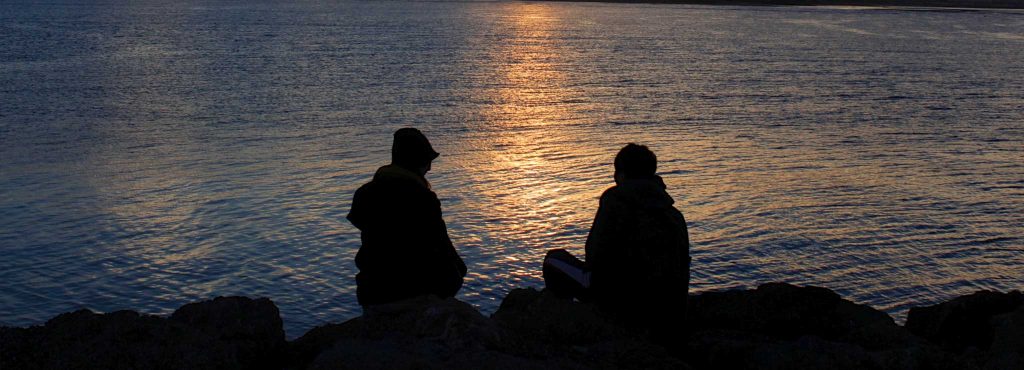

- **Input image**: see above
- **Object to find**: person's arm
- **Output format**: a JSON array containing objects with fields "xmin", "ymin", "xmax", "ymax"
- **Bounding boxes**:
[
  {"xmin": 585, "ymin": 189, "xmax": 616, "ymax": 275},
  {"xmin": 677, "ymin": 209, "xmax": 691, "ymax": 287},
  {"xmin": 424, "ymin": 191, "xmax": 466, "ymax": 276},
  {"xmin": 419, "ymin": 190, "xmax": 467, "ymax": 300},
  {"xmin": 441, "ymin": 223, "xmax": 467, "ymax": 277},
  {"xmin": 347, "ymin": 185, "xmax": 369, "ymax": 232}
]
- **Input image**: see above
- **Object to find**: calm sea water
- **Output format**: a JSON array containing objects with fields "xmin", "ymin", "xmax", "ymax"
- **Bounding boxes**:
[{"xmin": 2, "ymin": 0, "xmax": 1022, "ymax": 338}]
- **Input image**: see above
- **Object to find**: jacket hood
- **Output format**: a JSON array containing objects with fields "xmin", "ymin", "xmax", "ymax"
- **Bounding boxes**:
[
  {"xmin": 392, "ymin": 127, "xmax": 440, "ymax": 167},
  {"xmin": 348, "ymin": 164, "xmax": 431, "ymax": 231},
  {"xmin": 607, "ymin": 175, "xmax": 675, "ymax": 209},
  {"xmin": 373, "ymin": 164, "xmax": 431, "ymax": 190}
]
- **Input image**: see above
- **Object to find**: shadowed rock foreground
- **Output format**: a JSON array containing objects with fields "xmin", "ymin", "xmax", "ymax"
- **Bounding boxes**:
[{"xmin": 2, "ymin": 283, "xmax": 1022, "ymax": 369}]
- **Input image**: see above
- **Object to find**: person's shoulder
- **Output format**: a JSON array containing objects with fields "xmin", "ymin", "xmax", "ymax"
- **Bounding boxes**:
[
  {"xmin": 372, "ymin": 165, "xmax": 434, "ymax": 191},
  {"xmin": 353, "ymin": 178, "xmax": 375, "ymax": 198},
  {"xmin": 599, "ymin": 185, "xmax": 621, "ymax": 199},
  {"xmin": 599, "ymin": 185, "xmax": 629, "ymax": 205}
]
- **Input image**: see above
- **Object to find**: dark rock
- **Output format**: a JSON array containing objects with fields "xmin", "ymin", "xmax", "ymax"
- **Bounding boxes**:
[
  {"xmin": 681, "ymin": 283, "xmax": 975, "ymax": 370},
  {"xmin": 750, "ymin": 335, "xmax": 880, "ymax": 370},
  {"xmin": 749, "ymin": 335, "xmax": 971, "ymax": 370},
  {"xmin": 905, "ymin": 290, "xmax": 1023, "ymax": 352},
  {"xmin": 171, "ymin": 296, "xmax": 286, "ymax": 369},
  {"xmin": 306, "ymin": 338, "xmax": 562, "ymax": 370},
  {"xmin": 291, "ymin": 285, "xmax": 1013, "ymax": 370},
  {"xmin": 0, "ymin": 296, "xmax": 285, "ymax": 370},
  {"xmin": 491, "ymin": 288, "xmax": 640, "ymax": 345},
  {"xmin": 8, "ymin": 284, "xmax": 1021, "ymax": 370},
  {"xmin": 582, "ymin": 338, "xmax": 692, "ymax": 369},
  {"xmin": 292, "ymin": 295, "xmax": 515, "ymax": 370},
  {"xmin": 686, "ymin": 329, "xmax": 900, "ymax": 370},
  {"xmin": 687, "ymin": 283, "xmax": 896, "ymax": 344},
  {"xmin": 296, "ymin": 291, "xmax": 689, "ymax": 370},
  {"xmin": 684, "ymin": 329, "xmax": 776, "ymax": 369},
  {"xmin": 985, "ymin": 304, "xmax": 1024, "ymax": 370},
  {"xmin": 491, "ymin": 288, "xmax": 689, "ymax": 369},
  {"xmin": 442, "ymin": 350, "xmax": 570, "ymax": 370},
  {"xmin": 1, "ymin": 309, "xmax": 221, "ymax": 370}
]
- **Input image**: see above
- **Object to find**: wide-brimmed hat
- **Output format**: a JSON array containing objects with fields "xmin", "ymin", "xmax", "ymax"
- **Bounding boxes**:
[{"xmin": 392, "ymin": 127, "xmax": 440, "ymax": 165}]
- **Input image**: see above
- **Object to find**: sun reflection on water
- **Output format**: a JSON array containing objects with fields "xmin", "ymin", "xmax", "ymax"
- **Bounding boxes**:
[{"xmin": 443, "ymin": 4, "xmax": 615, "ymax": 303}]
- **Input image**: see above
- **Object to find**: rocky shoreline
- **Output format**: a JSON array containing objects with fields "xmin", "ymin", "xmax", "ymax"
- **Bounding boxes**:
[{"xmin": 2, "ymin": 283, "xmax": 1021, "ymax": 369}]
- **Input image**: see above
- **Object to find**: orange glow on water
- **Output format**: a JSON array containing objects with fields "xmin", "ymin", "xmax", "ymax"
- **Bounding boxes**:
[{"xmin": 484, "ymin": 4, "xmax": 579, "ymax": 129}]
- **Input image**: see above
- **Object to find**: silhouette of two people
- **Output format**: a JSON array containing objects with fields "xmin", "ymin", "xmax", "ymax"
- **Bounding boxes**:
[{"xmin": 348, "ymin": 129, "xmax": 689, "ymax": 338}]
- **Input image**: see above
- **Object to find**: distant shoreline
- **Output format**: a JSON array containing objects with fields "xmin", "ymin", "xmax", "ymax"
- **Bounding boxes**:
[{"xmin": 534, "ymin": 0, "xmax": 1024, "ymax": 11}]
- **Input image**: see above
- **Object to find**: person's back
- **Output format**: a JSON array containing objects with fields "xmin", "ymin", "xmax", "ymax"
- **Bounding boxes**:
[
  {"xmin": 347, "ymin": 128, "xmax": 467, "ymax": 307},
  {"xmin": 587, "ymin": 144, "xmax": 689, "ymax": 339},
  {"xmin": 585, "ymin": 174, "xmax": 689, "ymax": 322},
  {"xmin": 542, "ymin": 143, "xmax": 689, "ymax": 342}
]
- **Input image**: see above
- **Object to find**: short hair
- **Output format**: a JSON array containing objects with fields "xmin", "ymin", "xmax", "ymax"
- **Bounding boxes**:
[{"xmin": 614, "ymin": 143, "xmax": 657, "ymax": 179}]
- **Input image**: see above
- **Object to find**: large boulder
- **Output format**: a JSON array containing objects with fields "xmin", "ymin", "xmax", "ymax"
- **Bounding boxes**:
[
  {"xmin": 491, "ymin": 288, "xmax": 639, "ymax": 346},
  {"xmin": 687, "ymin": 283, "xmax": 896, "ymax": 343},
  {"xmin": 986, "ymin": 304, "xmax": 1024, "ymax": 370},
  {"xmin": 291, "ymin": 295, "xmax": 522, "ymax": 370},
  {"xmin": 748, "ymin": 335, "xmax": 879, "ymax": 370},
  {"xmin": 170, "ymin": 296, "xmax": 287, "ymax": 369},
  {"xmin": 491, "ymin": 288, "xmax": 689, "ymax": 370},
  {"xmin": 683, "ymin": 283, "xmax": 968, "ymax": 370},
  {"xmin": 905, "ymin": 290, "xmax": 1023, "ymax": 352},
  {"xmin": 0, "ymin": 296, "xmax": 285, "ymax": 370},
  {"xmin": 685, "ymin": 326, "xmax": 968, "ymax": 370}
]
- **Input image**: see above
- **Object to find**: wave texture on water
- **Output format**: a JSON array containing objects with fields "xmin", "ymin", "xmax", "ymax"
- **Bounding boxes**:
[{"xmin": 1, "ymin": 1, "xmax": 1023, "ymax": 337}]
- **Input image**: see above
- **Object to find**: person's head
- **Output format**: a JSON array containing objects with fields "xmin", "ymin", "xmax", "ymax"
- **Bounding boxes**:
[
  {"xmin": 392, "ymin": 127, "xmax": 439, "ymax": 175},
  {"xmin": 614, "ymin": 143, "xmax": 657, "ymax": 184}
]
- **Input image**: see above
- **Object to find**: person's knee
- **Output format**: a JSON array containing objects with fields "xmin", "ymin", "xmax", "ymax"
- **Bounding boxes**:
[
  {"xmin": 544, "ymin": 248, "xmax": 586, "ymax": 269},
  {"xmin": 544, "ymin": 248, "xmax": 573, "ymax": 262},
  {"xmin": 543, "ymin": 249, "xmax": 592, "ymax": 300}
]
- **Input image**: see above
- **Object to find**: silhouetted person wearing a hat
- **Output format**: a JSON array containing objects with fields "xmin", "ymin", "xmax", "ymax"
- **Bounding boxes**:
[
  {"xmin": 543, "ymin": 143, "xmax": 690, "ymax": 343},
  {"xmin": 347, "ymin": 128, "xmax": 467, "ymax": 307}
]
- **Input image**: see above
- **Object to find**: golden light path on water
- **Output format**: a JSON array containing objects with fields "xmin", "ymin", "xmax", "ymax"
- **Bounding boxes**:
[{"xmin": 448, "ymin": 4, "xmax": 600, "ymax": 300}]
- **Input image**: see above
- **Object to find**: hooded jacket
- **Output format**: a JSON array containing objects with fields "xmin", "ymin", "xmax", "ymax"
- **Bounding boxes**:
[
  {"xmin": 584, "ymin": 176, "xmax": 690, "ymax": 321},
  {"xmin": 347, "ymin": 164, "xmax": 467, "ymax": 306}
]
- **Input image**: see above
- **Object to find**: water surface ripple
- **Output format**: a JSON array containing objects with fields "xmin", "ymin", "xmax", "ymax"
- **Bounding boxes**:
[{"xmin": 2, "ymin": 1, "xmax": 1022, "ymax": 337}]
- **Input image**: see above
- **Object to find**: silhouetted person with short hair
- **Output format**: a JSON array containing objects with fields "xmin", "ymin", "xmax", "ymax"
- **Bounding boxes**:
[
  {"xmin": 544, "ymin": 143, "xmax": 690, "ymax": 342},
  {"xmin": 347, "ymin": 128, "xmax": 467, "ymax": 307}
]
